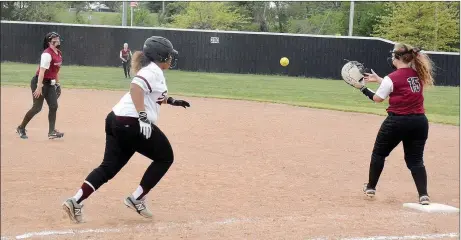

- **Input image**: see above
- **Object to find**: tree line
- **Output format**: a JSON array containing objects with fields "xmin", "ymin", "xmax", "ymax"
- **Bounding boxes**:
[{"xmin": 2, "ymin": 1, "xmax": 459, "ymax": 51}]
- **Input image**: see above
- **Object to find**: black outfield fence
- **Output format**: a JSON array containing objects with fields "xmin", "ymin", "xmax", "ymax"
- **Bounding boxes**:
[{"xmin": 1, "ymin": 21, "xmax": 459, "ymax": 86}]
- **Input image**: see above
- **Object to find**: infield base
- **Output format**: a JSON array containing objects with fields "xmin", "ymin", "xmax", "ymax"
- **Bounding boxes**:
[{"xmin": 403, "ymin": 203, "xmax": 459, "ymax": 213}]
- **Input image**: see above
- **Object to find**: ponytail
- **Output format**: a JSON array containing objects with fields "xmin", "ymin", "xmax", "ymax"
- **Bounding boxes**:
[
  {"xmin": 393, "ymin": 42, "xmax": 435, "ymax": 87},
  {"xmin": 43, "ymin": 36, "xmax": 50, "ymax": 50},
  {"xmin": 131, "ymin": 51, "xmax": 151, "ymax": 75},
  {"xmin": 413, "ymin": 51, "xmax": 435, "ymax": 87}
]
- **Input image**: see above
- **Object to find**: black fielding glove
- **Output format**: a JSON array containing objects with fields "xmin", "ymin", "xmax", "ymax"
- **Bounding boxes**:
[{"xmin": 55, "ymin": 83, "xmax": 61, "ymax": 99}]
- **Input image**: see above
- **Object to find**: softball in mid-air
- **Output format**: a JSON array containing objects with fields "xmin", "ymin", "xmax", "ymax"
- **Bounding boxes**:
[{"xmin": 280, "ymin": 57, "xmax": 289, "ymax": 67}]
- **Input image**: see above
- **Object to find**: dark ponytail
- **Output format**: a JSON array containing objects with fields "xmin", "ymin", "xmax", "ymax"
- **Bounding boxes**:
[
  {"xmin": 43, "ymin": 35, "xmax": 50, "ymax": 50},
  {"xmin": 42, "ymin": 32, "xmax": 61, "ymax": 50}
]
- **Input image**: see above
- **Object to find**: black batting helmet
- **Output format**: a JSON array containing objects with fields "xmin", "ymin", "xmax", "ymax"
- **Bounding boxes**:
[
  {"xmin": 143, "ymin": 36, "xmax": 178, "ymax": 65},
  {"xmin": 43, "ymin": 32, "xmax": 61, "ymax": 50}
]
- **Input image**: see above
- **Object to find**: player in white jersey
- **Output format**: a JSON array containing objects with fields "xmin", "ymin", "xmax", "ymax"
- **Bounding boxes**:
[{"xmin": 62, "ymin": 36, "xmax": 190, "ymax": 223}]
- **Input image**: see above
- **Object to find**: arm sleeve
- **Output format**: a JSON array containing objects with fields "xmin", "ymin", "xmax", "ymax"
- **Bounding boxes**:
[
  {"xmin": 375, "ymin": 76, "xmax": 394, "ymax": 99},
  {"xmin": 131, "ymin": 72, "xmax": 152, "ymax": 93},
  {"xmin": 40, "ymin": 53, "xmax": 52, "ymax": 69}
]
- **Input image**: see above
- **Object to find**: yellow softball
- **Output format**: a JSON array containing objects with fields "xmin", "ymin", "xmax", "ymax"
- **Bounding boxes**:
[{"xmin": 280, "ymin": 57, "xmax": 289, "ymax": 67}]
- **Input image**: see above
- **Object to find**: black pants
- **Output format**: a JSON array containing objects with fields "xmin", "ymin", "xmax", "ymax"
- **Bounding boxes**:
[
  {"xmin": 85, "ymin": 111, "xmax": 174, "ymax": 194},
  {"xmin": 20, "ymin": 75, "xmax": 58, "ymax": 133},
  {"xmin": 122, "ymin": 61, "xmax": 130, "ymax": 78},
  {"xmin": 367, "ymin": 113, "xmax": 429, "ymax": 196}
]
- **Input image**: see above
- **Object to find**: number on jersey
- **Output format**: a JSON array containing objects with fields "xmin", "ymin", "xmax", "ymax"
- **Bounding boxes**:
[{"xmin": 407, "ymin": 77, "xmax": 421, "ymax": 93}]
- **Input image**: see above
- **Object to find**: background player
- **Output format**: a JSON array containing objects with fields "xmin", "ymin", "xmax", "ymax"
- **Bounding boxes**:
[
  {"xmin": 358, "ymin": 42, "xmax": 434, "ymax": 205},
  {"xmin": 120, "ymin": 43, "xmax": 132, "ymax": 78},
  {"xmin": 16, "ymin": 32, "xmax": 64, "ymax": 139},
  {"xmin": 62, "ymin": 36, "xmax": 190, "ymax": 223}
]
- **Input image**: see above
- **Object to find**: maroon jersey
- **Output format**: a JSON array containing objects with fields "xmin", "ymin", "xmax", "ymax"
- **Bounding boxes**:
[
  {"xmin": 386, "ymin": 68, "xmax": 425, "ymax": 115},
  {"xmin": 36, "ymin": 47, "xmax": 62, "ymax": 79},
  {"xmin": 121, "ymin": 48, "xmax": 130, "ymax": 60}
]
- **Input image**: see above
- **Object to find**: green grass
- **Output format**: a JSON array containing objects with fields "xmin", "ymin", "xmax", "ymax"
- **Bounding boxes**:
[
  {"xmin": 1, "ymin": 62, "xmax": 459, "ymax": 125},
  {"xmin": 55, "ymin": 11, "xmax": 159, "ymax": 26}
]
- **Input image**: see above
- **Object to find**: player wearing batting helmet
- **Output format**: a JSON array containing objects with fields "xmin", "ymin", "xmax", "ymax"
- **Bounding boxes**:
[
  {"xmin": 359, "ymin": 43, "xmax": 434, "ymax": 205},
  {"xmin": 62, "ymin": 36, "xmax": 190, "ymax": 223},
  {"xmin": 16, "ymin": 32, "xmax": 64, "ymax": 140}
]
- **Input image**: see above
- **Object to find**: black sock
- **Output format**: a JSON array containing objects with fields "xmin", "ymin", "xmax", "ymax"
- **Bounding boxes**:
[
  {"xmin": 410, "ymin": 166, "xmax": 428, "ymax": 196},
  {"xmin": 367, "ymin": 158, "xmax": 385, "ymax": 189},
  {"xmin": 48, "ymin": 108, "xmax": 57, "ymax": 133},
  {"xmin": 75, "ymin": 182, "xmax": 95, "ymax": 204}
]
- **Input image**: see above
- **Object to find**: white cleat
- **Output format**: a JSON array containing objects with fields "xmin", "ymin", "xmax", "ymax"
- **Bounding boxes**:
[
  {"xmin": 419, "ymin": 195, "xmax": 430, "ymax": 205},
  {"xmin": 363, "ymin": 183, "xmax": 376, "ymax": 198},
  {"xmin": 124, "ymin": 195, "xmax": 153, "ymax": 218},
  {"xmin": 62, "ymin": 198, "xmax": 84, "ymax": 223}
]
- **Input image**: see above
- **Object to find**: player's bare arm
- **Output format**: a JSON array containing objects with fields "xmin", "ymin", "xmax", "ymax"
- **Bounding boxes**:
[{"xmin": 130, "ymin": 83, "xmax": 146, "ymax": 112}]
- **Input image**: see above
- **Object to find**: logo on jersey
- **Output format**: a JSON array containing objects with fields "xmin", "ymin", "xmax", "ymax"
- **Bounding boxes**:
[
  {"xmin": 407, "ymin": 77, "xmax": 421, "ymax": 93},
  {"xmin": 156, "ymin": 90, "xmax": 168, "ymax": 105}
]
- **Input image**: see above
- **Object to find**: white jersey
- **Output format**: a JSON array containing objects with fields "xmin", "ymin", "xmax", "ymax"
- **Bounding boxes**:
[{"xmin": 112, "ymin": 62, "xmax": 168, "ymax": 125}]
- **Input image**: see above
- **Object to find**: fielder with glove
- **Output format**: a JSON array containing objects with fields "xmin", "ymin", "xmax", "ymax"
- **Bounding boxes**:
[
  {"xmin": 62, "ymin": 36, "xmax": 189, "ymax": 224},
  {"xmin": 16, "ymin": 32, "xmax": 64, "ymax": 140},
  {"xmin": 341, "ymin": 42, "xmax": 434, "ymax": 205},
  {"xmin": 340, "ymin": 60, "xmax": 380, "ymax": 102}
]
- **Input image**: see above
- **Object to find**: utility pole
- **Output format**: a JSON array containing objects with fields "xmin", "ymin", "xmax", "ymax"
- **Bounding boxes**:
[
  {"xmin": 348, "ymin": 0, "xmax": 354, "ymax": 36},
  {"xmin": 131, "ymin": 4, "xmax": 133, "ymax": 27},
  {"xmin": 122, "ymin": 1, "xmax": 127, "ymax": 26},
  {"xmin": 162, "ymin": 1, "xmax": 165, "ymax": 14}
]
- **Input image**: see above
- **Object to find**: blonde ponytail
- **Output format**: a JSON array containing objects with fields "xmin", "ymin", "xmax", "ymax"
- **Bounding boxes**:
[
  {"xmin": 130, "ymin": 51, "xmax": 151, "ymax": 75},
  {"xmin": 413, "ymin": 51, "xmax": 435, "ymax": 87},
  {"xmin": 393, "ymin": 43, "xmax": 435, "ymax": 87}
]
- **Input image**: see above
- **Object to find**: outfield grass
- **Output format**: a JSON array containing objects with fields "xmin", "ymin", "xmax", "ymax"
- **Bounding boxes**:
[
  {"xmin": 1, "ymin": 62, "xmax": 459, "ymax": 125},
  {"xmin": 55, "ymin": 11, "xmax": 159, "ymax": 26}
]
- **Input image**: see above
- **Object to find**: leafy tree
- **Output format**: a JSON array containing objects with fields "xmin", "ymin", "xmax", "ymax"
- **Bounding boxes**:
[
  {"xmin": 170, "ymin": 2, "xmax": 249, "ymax": 30},
  {"xmin": 145, "ymin": 1, "xmax": 171, "ymax": 13},
  {"xmin": 1, "ymin": 2, "xmax": 65, "ymax": 22},
  {"xmin": 100, "ymin": 1, "xmax": 121, "ymax": 12},
  {"xmin": 273, "ymin": 1, "xmax": 289, "ymax": 32},
  {"xmin": 351, "ymin": 2, "xmax": 388, "ymax": 36},
  {"xmin": 114, "ymin": 6, "xmax": 155, "ymax": 27},
  {"xmin": 373, "ymin": 2, "xmax": 460, "ymax": 51},
  {"xmin": 67, "ymin": 1, "xmax": 90, "ymax": 24},
  {"xmin": 286, "ymin": 2, "xmax": 347, "ymax": 35},
  {"xmin": 230, "ymin": 1, "xmax": 269, "ymax": 32},
  {"xmin": 158, "ymin": 1, "xmax": 188, "ymax": 25}
]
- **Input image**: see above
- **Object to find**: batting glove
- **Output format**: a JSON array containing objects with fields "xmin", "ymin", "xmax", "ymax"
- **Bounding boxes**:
[
  {"xmin": 167, "ymin": 97, "xmax": 190, "ymax": 109},
  {"xmin": 138, "ymin": 111, "xmax": 152, "ymax": 139}
]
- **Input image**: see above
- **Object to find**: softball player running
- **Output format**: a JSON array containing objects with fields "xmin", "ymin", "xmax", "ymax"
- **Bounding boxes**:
[
  {"xmin": 16, "ymin": 32, "xmax": 64, "ymax": 139},
  {"xmin": 62, "ymin": 36, "xmax": 190, "ymax": 223},
  {"xmin": 358, "ymin": 43, "xmax": 434, "ymax": 205}
]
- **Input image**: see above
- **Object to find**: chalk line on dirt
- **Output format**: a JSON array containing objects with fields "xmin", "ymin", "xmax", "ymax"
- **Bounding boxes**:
[
  {"xmin": 340, "ymin": 232, "xmax": 459, "ymax": 240},
  {"xmin": 2, "ymin": 224, "xmax": 458, "ymax": 240}
]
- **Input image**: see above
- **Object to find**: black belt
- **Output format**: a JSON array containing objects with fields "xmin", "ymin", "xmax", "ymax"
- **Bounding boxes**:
[
  {"xmin": 115, "ymin": 115, "xmax": 139, "ymax": 124},
  {"xmin": 34, "ymin": 75, "xmax": 54, "ymax": 84},
  {"xmin": 388, "ymin": 112, "xmax": 424, "ymax": 116}
]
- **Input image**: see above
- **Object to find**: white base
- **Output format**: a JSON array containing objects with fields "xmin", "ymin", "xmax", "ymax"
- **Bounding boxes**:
[{"xmin": 403, "ymin": 203, "xmax": 460, "ymax": 213}]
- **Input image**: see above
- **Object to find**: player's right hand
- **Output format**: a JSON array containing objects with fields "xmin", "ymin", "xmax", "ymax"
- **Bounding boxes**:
[
  {"xmin": 138, "ymin": 111, "xmax": 152, "ymax": 139},
  {"xmin": 33, "ymin": 85, "xmax": 42, "ymax": 98}
]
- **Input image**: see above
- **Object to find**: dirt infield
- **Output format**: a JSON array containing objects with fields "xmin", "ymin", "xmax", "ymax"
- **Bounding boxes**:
[{"xmin": 1, "ymin": 86, "xmax": 459, "ymax": 240}]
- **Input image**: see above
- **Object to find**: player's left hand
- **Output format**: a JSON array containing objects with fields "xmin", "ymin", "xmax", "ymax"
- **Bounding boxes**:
[
  {"xmin": 167, "ymin": 97, "xmax": 190, "ymax": 109},
  {"xmin": 363, "ymin": 69, "xmax": 380, "ymax": 83}
]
